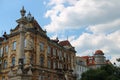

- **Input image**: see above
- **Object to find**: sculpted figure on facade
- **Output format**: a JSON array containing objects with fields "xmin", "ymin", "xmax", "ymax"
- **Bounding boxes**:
[{"xmin": 26, "ymin": 32, "xmax": 34, "ymax": 50}]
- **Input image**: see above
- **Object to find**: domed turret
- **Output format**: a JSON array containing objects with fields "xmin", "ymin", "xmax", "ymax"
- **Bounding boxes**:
[
  {"xmin": 94, "ymin": 50, "xmax": 105, "ymax": 68},
  {"xmin": 94, "ymin": 50, "xmax": 104, "ymax": 55}
]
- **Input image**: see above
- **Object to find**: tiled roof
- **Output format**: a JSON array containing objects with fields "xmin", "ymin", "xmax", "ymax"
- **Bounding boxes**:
[
  {"xmin": 59, "ymin": 40, "xmax": 71, "ymax": 46},
  {"xmin": 32, "ymin": 20, "xmax": 43, "ymax": 31},
  {"xmin": 82, "ymin": 56, "xmax": 95, "ymax": 66}
]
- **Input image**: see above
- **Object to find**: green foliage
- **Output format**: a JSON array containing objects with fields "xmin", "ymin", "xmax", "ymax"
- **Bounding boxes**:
[{"xmin": 81, "ymin": 64, "xmax": 120, "ymax": 80}]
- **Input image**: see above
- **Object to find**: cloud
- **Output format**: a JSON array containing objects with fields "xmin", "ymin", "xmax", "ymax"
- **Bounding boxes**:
[
  {"xmin": 87, "ymin": 19, "xmax": 120, "ymax": 34},
  {"xmin": 71, "ymin": 30, "xmax": 120, "ymax": 64},
  {"xmin": 44, "ymin": 0, "xmax": 120, "ymax": 33}
]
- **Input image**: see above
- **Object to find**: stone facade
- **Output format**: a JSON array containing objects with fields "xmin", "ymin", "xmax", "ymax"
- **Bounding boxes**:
[{"xmin": 0, "ymin": 7, "xmax": 76, "ymax": 80}]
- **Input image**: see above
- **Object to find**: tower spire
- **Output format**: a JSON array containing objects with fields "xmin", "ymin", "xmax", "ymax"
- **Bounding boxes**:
[{"xmin": 20, "ymin": 6, "xmax": 26, "ymax": 17}]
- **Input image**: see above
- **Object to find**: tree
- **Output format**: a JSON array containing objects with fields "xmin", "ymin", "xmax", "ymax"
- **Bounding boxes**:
[{"xmin": 81, "ymin": 64, "xmax": 120, "ymax": 80}]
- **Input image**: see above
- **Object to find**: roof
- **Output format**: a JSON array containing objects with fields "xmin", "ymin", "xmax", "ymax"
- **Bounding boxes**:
[
  {"xmin": 94, "ymin": 50, "xmax": 104, "ymax": 55},
  {"xmin": 32, "ymin": 19, "xmax": 43, "ymax": 31},
  {"xmin": 81, "ymin": 56, "xmax": 95, "ymax": 66},
  {"xmin": 59, "ymin": 40, "xmax": 71, "ymax": 46}
]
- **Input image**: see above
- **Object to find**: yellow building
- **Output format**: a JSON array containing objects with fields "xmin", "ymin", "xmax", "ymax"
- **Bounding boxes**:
[{"xmin": 0, "ymin": 7, "xmax": 76, "ymax": 80}]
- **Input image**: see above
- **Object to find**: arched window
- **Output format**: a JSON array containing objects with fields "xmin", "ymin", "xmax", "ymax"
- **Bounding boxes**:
[
  {"xmin": 12, "ymin": 57, "xmax": 15, "ymax": 67},
  {"xmin": 40, "ymin": 56, "xmax": 44, "ymax": 67}
]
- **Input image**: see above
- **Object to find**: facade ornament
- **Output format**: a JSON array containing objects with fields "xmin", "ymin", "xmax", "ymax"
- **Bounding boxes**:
[
  {"xmin": 27, "ymin": 64, "xmax": 32, "ymax": 75},
  {"xmin": 26, "ymin": 32, "xmax": 34, "ymax": 50},
  {"xmin": 8, "ymin": 66, "xmax": 14, "ymax": 77},
  {"xmin": 17, "ymin": 63, "xmax": 23, "ymax": 75},
  {"xmin": 27, "ymin": 12, "xmax": 34, "ymax": 22},
  {"xmin": 20, "ymin": 6, "xmax": 26, "ymax": 18}
]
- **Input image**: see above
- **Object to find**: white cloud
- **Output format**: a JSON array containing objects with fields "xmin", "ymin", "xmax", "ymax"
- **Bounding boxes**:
[
  {"xmin": 71, "ymin": 30, "xmax": 120, "ymax": 64},
  {"xmin": 87, "ymin": 19, "xmax": 120, "ymax": 34},
  {"xmin": 44, "ymin": 0, "xmax": 120, "ymax": 32}
]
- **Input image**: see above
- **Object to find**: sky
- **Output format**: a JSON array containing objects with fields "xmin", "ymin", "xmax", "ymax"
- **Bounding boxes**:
[{"xmin": 0, "ymin": 0, "xmax": 120, "ymax": 64}]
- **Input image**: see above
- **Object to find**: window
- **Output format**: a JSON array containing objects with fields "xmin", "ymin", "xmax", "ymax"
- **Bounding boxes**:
[
  {"xmin": 5, "ymin": 45, "xmax": 8, "ymax": 53},
  {"xmin": 12, "ymin": 57, "xmax": 15, "ymax": 67},
  {"xmin": 2, "ymin": 76, "xmax": 5, "ymax": 80},
  {"xmin": 47, "ymin": 46, "xmax": 51, "ymax": 55},
  {"xmin": 47, "ymin": 60, "xmax": 51, "ymax": 68},
  {"xmin": 53, "ymin": 61, "xmax": 56, "ymax": 69},
  {"xmin": 40, "ymin": 42, "xmax": 44, "ymax": 51},
  {"xmin": 53, "ymin": 48, "xmax": 56, "ymax": 56},
  {"xmin": 59, "ymin": 51, "xmax": 62, "ymax": 57},
  {"xmin": 0, "ymin": 48, "xmax": 1, "ymax": 57},
  {"xmin": 59, "ymin": 63, "xmax": 62, "ymax": 69},
  {"xmin": 23, "ymin": 56, "xmax": 26, "ymax": 64},
  {"xmin": 24, "ymin": 39, "xmax": 27, "ymax": 48},
  {"xmin": 3, "ymin": 60, "xmax": 7, "ymax": 69},
  {"xmin": 64, "ymin": 53, "xmax": 66, "ymax": 58},
  {"xmin": 40, "ymin": 56, "xmax": 44, "ymax": 66},
  {"xmin": 0, "ymin": 47, "xmax": 3, "ymax": 57},
  {"xmin": 12, "ymin": 41, "xmax": 16, "ymax": 50}
]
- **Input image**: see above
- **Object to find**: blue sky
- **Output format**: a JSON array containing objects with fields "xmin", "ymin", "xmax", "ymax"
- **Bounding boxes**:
[{"xmin": 0, "ymin": 0, "xmax": 120, "ymax": 64}]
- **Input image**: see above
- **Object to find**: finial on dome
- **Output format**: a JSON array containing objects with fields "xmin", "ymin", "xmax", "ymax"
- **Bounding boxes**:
[{"xmin": 20, "ymin": 6, "xmax": 26, "ymax": 17}]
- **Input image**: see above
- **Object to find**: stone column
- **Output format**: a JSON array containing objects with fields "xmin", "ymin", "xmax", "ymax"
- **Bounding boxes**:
[{"xmin": 19, "ymin": 24, "xmax": 25, "ymax": 64}]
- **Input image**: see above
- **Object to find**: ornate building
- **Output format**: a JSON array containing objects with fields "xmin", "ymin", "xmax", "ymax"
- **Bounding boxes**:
[
  {"xmin": 0, "ymin": 7, "xmax": 76, "ymax": 80},
  {"xmin": 75, "ymin": 50, "xmax": 110, "ymax": 80}
]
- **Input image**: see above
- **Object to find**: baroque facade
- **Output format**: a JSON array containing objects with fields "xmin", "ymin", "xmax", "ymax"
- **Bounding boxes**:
[{"xmin": 0, "ymin": 7, "xmax": 76, "ymax": 80}]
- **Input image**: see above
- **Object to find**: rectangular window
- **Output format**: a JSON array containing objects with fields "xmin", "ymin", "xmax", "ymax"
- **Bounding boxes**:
[
  {"xmin": 53, "ymin": 61, "xmax": 56, "ymax": 69},
  {"xmin": 53, "ymin": 48, "xmax": 56, "ymax": 56},
  {"xmin": 3, "ymin": 60, "xmax": 7, "ymax": 69},
  {"xmin": 40, "ymin": 56, "xmax": 44, "ymax": 66},
  {"xmin": 40, "ymin": 42, "xmax": 44, "ymax": 51},
  {"xmin": 47, "ymin": 60, "xmax": 51, "ymax": 68},
  {"xmin": 59, "ymin": 51, "xmax": 62, "ymax": 57},
  {"xmin": 12, "ymin": 41, "xmax": 16, "ymax": 50},
  {"xmin": 59, "ymin": 63, "xmax": 62, "ymax": 69},
  {"xmin": 5, "ymin": 45, "xmax": 8, "ymax": 53},
  {"xmin": 64, "ymin": 53, "xmax": 66, "ymax": 58},
  {"xmin": 2, "ymin": 76, "xmax": 5, "ymax": 80},
  {"xmin": 0, "ymin": 47, "xmax": 3, "ymax": 57},
  {"xmin": 12, "ymin": 57, "xmax": 15, "ymax": 67},
  {"xmin": 24, "ymin": 39, "xmax": 27, "ymax": 48},
  {"xmin": 47, "ymin": 46, "xmax": 51, "ymax": 55},
  {"xmin": 0, "ymin": 48, "xmax": 1, "ymax": 57}
]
